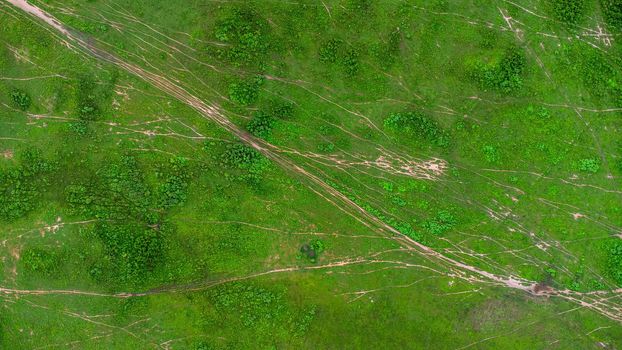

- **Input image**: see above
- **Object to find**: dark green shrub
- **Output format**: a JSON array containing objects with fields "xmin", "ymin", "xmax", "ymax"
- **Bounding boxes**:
[
  {"xmin": 319, "ymin": 39, "xmax": 343, "ymax": 63},
  {"xmin": 469, "ymin": 45, "xmax": 527, "ymax": 93},
  {"xmin": 0, "ymin": 149, "xmax": 54, "ymax": 221},
  {"xmin": 578, "ymin": 158, "xmax": 600, "ymax": 173},
  {"xmin": 214, "ymin": 8, "xmax": 270, "ymax": 67},
  {"xmin": 22, "ymin": 248, "xmax": 61, "ymax": 275},
  {"xmin": 551, "ymin": 0, "xmax": 587, "ymax": 24},
  {"xmin": 91, "ymin": 222, "xmax": 167, "ymax": 285},
  {"xmin": 208, "ymin": 283, "xmax": 286, "ymax": 327},
  {"xmin": 246, "ymin": 111, "xmax": 275, "ymax": 139},
  {"xmin": 156, "ymin": 157, "xmax": 192, "ymax": 209},
  {"xmin": 318, "ymin": 39, "xmax": 361, "ymax": 76},
  {"xmin": 76, "ymin": 74, "xmax": 100, "ymax": 121},
  {"xmin": 423, "ymin": 210, "xmax": 457, "ymax": 235},
  {"xmin": 601, "ymin": 0, "xmax": 622, "ymax": 29},
  {"xmin": 384, "ymin": 111, "xmax": 450, "ymax": 147},
  {"xmin": 228, "ymin": 76, "xmax": 264, "ymax": 106},
  {"xmin": 10, "ymin": 89, "xmax": 31, "ymax": 111},
  {"xmin": 607, "ymin": 240, "xmax": 622, "ymax": 285},
  {"xmin": 299, "ymin": 239, "xmax": 325, "ymax": 262},
  {"xmin": 65, "ymin": 155, "xmax": 152, "ymax": 221}
]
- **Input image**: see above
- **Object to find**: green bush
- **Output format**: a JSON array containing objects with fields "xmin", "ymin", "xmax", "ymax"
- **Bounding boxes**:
[
  {"xmin": 214, "ymin": 8, "xmax": 270, "ymax": 67},
  {"xmin": 384, "ymin": 111, "xmax": 450, "ymax": 147},
  {"xmin": 607, "ymin": 240, "xmax": 622, "ymax": 285},
  {"xmin": 423, "ymin": 210, "xmax": 457, "ymax": 235},
  {"xmin": 469, "ymin": 45, "xmax": 527, "ymax": 93},
  {"xmin": 91, "ymin": 222, "xmax": 167, "ymax": 286},
  {"xmin": 65, "ymin": 155, "xmax": 152, "ymax": 221},
  {"xmin": 221, "ymin": 143, "xmax": 270, "ymax": 185},
  {"xmin": 76, "ymin": 74, "xmax": 100, "ymax": 121},
  {"xmin": 0, "ymin": 149, "xmax": 54, "ymax": 221},
  {"xmin": 319, "ymin": 39, "xmax": 343, "ymax": 63},
  {"xmin": 600, "ymin": 0, "xmax": 622, "ymax": 29},
  {"xmin": 551, "ymin": 0, "xmax": 587, "ymax": 24},
  {"xmin": 22, "ymin": 248, "xmax": 61, "ymax": 275},
  {"xmin": 318, "ymin": 39, "xmax": 361, "ymax": 76},
  {"xmin": 578, "ymin": 158, "xmax": 600, "ymax": 173},
  {"xmin": 228, "ymin": 76, "xmax": 264, "ymax": 106},
  {"xmin": 209, "ymin": 283, "xmax": 286, "ymax": 327},
  {"xmin": 156, "ymin": 157, "xmax": 192, "ymax": 210},
  {"xmin": 246, "ymin": 111, "xmax": 275, "ymax": 139},
  {"xmin": 10, "ymin": 89, "xmax": 31, "ymax": 111}
]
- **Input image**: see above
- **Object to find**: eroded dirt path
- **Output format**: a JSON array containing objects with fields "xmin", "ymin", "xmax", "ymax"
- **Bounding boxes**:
[{"xmin": 4, "ymin": 0, "xmax": 622, "ymax": 324}]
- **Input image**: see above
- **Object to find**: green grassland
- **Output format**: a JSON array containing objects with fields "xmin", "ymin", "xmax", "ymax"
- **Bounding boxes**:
[{"xmin": 1, "ymin": 0, "xmax": 622, "ymax": 348}]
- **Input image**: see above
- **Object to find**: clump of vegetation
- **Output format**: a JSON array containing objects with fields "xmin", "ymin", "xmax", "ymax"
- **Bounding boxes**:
[
  {"xmin": 10, "ymin": 88, "xmax": 31, "ymax": 111},
  {"xmin": 209, "ymin": 283, "xmax": 286, "ymax": 327},
  {"xmin": 214, "ymin": 8, "xmax": 270, "ymax": 67},
  {"xmin": 318, "ymin": 39, "xmax": 360, "ymax": 76},
  {"xmin": 600, "ymin": 0, "xmax": 622, "ymax": 29},
  {"xmin": 578, "ymin": 158, "xmax": 600, "ymax": 173},
  {"xmin": 317, "ymin": 142, "xmax": 335, "ymax": 153},
  {"xmin": 22, "ymin": 247, "xmax": 62, "ymax": 275},
  {"xmin": 384, "ymin": 111, "xmax": 449, "ymax": 147},
  {"xmin": 469, "ymin": 45, "xmax": 527, "ymax": 93},
  {"xmin": 68, "ymin": 120, "xmax": 90, "ymax": 136},
  {"xmin": 371, "ymin": 28, "xmax": 402, "ymax": 69},
  {"xmin": 0, "ymin": 149, "xmax": 55, "ymax": 221},
  {"xmin": 483, "ymin": 145, "xmax": 500, "ymax": 164},
  {"xmin": 65, "ymin": 155, "xmax": 152, "ymax": 221},
  {"xmin": 76, "ymin": 74, "xmax": 100, "ymax": 121},
  {"xmin": 89, "ymin": 222, "xmax": 168, "ymax": 286},
  {"xmin": 607, "ymin": 240, "xmax": 622, "ymax": 285},
  {"xmin": 246, "ymin": 111, "xmax": 276, "ymax": 139},
  {"xmin": 221, "ymin": 143, "xmax": 270, "ymax": 185},
  {"xmin": 156, "ymin": 157, "xmax": 192, "ymax": 210},
  {"xmin": 228, "ymin": 76, "xmax": 264, "ymax": 106},
  {"xmin": 557, "ymin": 42, "xmax": 622, "ymax": 103},
  {"xmin": 299, "ymin": 239, "xmax": 325, "ymax": 262},
  {"xmin": 423, "ymin": 209, "xmax": 457, "ymax": 235},
  {"xmin": 551, "ymin": 0, "xmax": 587, "ymax": 24}
]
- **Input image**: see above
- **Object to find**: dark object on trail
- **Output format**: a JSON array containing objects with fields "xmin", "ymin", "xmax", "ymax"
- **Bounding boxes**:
[
  {"xmin": 300, "ymin": 243, "xmax": 317, "ymax": 260},
  {"xmin": 300, "ymin": 243, "xmax": 317, "ymax": 259}
]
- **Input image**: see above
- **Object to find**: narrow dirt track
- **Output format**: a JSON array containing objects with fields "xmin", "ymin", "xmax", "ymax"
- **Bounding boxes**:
[{"xmin": 5, "ymin": 0, "xmax": 622, "ymax": 323}]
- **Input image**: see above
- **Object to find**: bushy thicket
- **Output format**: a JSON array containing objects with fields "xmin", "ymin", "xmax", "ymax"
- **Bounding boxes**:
[
  {"xmin": 600, "ymin": 0, "xmax": 622, "ymax": 29},
  {"xmin": 557, "ymin": 42, "xmax": 622, "ymax": 105},
  {"xmin": 371, "ymin": 28, "xmax": 402, "ymax": 69},
  {"xmin": 551, "ymin": 0, "xmax": 587, "ymax": 24},
  {"xmin": 88, "ymin": 222, "xmax": 168, "ymax": 286},
  {"xmin": 245, "ymin": 101, "xmax": 294, "ymax": 139},
  {"xmin": 228, "ymin": 76, "xmax": 264, "ymax": 106},
  {"xmin": 578, "ymin": 158, "xmax": 600, "ymax": 173},
  {"xmin": 318, "ymin": 39, "xmax": 360, "ymax": 76},
  {"xmin": 64, "ymin": 155, "xmax": 193, "ymax": 287},
  {"xmin": 22, "ymin": 247, "xmax": 63, "ymax": 275},
  {"xmin": 221, "ymin": 143, "xmax": 270, "ymax": 185},
  {"xmin": 213, "ymin": 8, "xmax": 271, "ymax": 67},
  {"xmin": 246, "ymin": 111, "xmax": 276, "ymax": 139},
  {"xmin": 156, "ymin": 157, "xmax": 193, "ymax": 210},
  {"xmin": 0, "ymin": 149, "xmax": 55, "ymax": 221},
  {"xmin": 469, "ymin": 45, "xmax": 527, "ymax": 93},
  {"xmin": 206, "ymin": 283, "xmax": 316, "ymax": 341},
  {"xmin": 607, "ymin": 240, "xmax": 622, "ymax": 285},
  {"xmin": 384, "ymin": 111, "xmax": 450, "ymax": 147},
  {"xmin": 65, "ymin": 155, "xmax": 152, "ymax": 221},
  {"xmin": 10, "ymin": 88, "xmax": 31, "ymax": 111},
  {"xmin": 76, "ymin": 74, "xmax": 100, "ymax": 121},
  {"xmin": 423, "ymin": 209, "xmax": 457, "ymax": 235}
]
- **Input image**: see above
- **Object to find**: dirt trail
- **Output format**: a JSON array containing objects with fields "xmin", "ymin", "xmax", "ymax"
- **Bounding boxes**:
[{"xmin": 5, "ymin": 0, "xmax": 622, "ymax": 323}]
